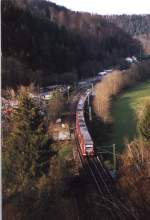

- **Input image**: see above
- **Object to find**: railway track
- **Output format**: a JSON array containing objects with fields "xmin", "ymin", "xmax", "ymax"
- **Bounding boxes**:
[
  {"xmin": 73, "ymin": 90, "xmax": 138, "ymax": 220},
  {"xmin": 75, "ymin": 133, "xmax": 138, "ymax": 220},
  {"xmin": 88, "ymin": 156, "xmax": 137, "ymax": 219},
  {"xmin": 74, "ymin": 130, "xmax": 118, "ymax": 218}
]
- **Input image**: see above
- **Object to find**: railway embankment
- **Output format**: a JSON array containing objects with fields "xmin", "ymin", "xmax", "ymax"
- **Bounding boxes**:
[
  {"xmin": 93, "ymin": 60, "xmax": 150, "ymax": 150},
  {"xmin": 90, "ymin": 61, "xmax": 150, "ymax": 218}
]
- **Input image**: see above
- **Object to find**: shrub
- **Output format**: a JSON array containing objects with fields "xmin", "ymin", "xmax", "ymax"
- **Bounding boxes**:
[
  {"xmin": 93, "ymin": 61, "xmax": 150, "ymax": 123},
  {"xmin": 138, "ymin": 101, "xmax": 150, "ymax": 141}
]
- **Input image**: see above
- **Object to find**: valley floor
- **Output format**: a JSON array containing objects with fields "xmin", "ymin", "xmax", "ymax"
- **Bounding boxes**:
[{"xmin": 112, "ymin": 80, "xmax": 150, "ymax": 151}]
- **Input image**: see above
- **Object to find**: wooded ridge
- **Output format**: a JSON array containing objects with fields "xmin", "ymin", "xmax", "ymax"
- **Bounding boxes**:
[{"xmin": 2, "ymin": 0, "xmax": 145, "ymax": 88}]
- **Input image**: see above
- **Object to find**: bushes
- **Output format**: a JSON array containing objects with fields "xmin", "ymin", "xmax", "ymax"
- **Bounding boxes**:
[
  {"xmin": 93, "ymin": 61, "xmax": 150, "ymax": 123},
  {"xmin": 118, "ymin": 99, "xmax": 150, "ymax": 217},
  {"xmin": 93, "ymin": 60, "xmax": 150, "ymax": 217},
  {"xmin": 118, "ymin": 139, "xmax": 150, "ymax": 213},
  {"xmin": 138, "ymin": 101, "xmax": 150, "ymax": 141},
  {"xmin": 93, "ymin": 70, "xmax": 128, "ymax": 122}
]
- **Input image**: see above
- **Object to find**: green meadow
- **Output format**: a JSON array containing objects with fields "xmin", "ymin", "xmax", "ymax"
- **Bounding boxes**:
[{"xmin": 112, "ymin": 80, "xmax": 150, "ymax": 152}]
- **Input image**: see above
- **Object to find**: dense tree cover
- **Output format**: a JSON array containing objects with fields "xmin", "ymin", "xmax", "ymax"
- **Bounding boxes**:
[
  {"xmin": 104, "ymin": 15, "xmax": 150, "ymax": 36},
  {"xmin": 2, "ymin": 0, "xmax": 84, "ymax": 81},
  {"xmin": 3, "ymin": 90, "xmax": 53, "ymax": 194},
  {"xmin": 2, "ymin": 0, "xmax": 142, "ymax": 88},
  {"xmin": 2, "ymin": 57, "xmax": 40, "ymax": 88}
]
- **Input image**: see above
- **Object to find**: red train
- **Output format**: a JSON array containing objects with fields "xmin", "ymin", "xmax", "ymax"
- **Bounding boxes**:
[{"xmin": 76, "ymin": 91, "xmax": 94, "ymax": 156}]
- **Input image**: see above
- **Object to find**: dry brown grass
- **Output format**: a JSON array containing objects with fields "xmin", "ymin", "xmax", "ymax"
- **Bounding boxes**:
[
  {"xmin": 135, "ymin": 34, "xmax": 150, "ymax": 55},
  {"xmin": 93, "ymin": 63, "xmax": 148, "ymax": 123},
  {"xmin": 118, "ymin": 139, "xmax": 150, "ymax": 211},
  {"xmin": 94, "ymin": 64, "xmax": 150, "ymax": 217},
  {"xmin": 93, "ymin": 70, "xmax": 130, "ymax": 123}
]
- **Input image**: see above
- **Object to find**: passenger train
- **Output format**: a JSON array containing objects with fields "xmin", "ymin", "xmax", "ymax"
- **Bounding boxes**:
[
  {"xmin": 76, "ymin": 69, "xmax": 113, "ymax": 156},
  {"xmin": 76, "ymin": 90, "xmax": 94, "ymax": 156}
]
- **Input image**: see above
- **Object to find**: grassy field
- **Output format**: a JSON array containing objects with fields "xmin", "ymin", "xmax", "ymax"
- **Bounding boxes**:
[{"xmin": 111, "ymin": 80, "xmax": 150, "ymax": 152}]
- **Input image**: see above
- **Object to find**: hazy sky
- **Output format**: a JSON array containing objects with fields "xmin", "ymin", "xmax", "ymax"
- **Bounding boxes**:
[{"xmin": 50, "ymin": 0, "xmax": 150, "ymax": 15}]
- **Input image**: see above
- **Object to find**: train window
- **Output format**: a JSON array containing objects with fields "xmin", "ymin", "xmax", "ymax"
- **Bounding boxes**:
[
  {"xmin": 82, "ymin": 127, "xmax": 88, "ymax": 131},
  {"xmin": 78, "ymin": 114, "xmax": 84, "ymax": 118},
  {"xmin": 86, "ymin": 145, "xmax": 93, "ymax": 148},
  {"xmin": 79, "ymin": 119, "xmax": 84, "ymax": 123},
  {"xmin": 80, "ymin": 124, "xmax": 86, "ymax": 127}
]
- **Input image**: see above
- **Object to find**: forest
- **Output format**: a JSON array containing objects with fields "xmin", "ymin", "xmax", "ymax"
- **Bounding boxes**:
[
  {"xmin": 104, "ymin": 14, "xmax": 150, "ymax": 36},
  {"xmin": 2, "ymin": 0, "xmax": 142, "ymax": 88}
]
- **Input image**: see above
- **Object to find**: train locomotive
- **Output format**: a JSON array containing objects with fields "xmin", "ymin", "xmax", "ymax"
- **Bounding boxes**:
[{"xmin": 76, "ymin": 90, "xmax": 94, "ymax": 156}]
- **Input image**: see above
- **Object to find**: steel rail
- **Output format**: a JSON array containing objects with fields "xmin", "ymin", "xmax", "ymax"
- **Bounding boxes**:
[{"xmin": 89, "ymin": 158, "xmax": 111, "ymax": 195}]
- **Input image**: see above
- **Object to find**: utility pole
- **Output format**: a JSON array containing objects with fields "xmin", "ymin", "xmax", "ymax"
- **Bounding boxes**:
[
  {"xmin": 140, "ymin": 46, "xmax": 142, "ymax": 62},
  {"xmin": 38, "ymin": 84, "xmax": 41, "ymax": 109},
  {"xmin": 113, "ymin": 144, "xmax": 116, "ymax": 171},
  {"xmin": 87, "ymin": 93, "xmax": 90, "ymax": 106},
  {"xmin": 67, "ymin": 86, "xmax": 70, "ymax": 102},
  {"xmin": 89, "ymin": 106, "xmax": 92, "ymax": 121},
  {"xmin": 91, "ymin": 83, "xmax": 94, "ymax": 94},
  {"xmin": 140, "ymin": 16, "xmax": 143, "ymax": 62},
  {"xmin": 87, "ymin": 93, "xmax": 92, "ymax": 121}
]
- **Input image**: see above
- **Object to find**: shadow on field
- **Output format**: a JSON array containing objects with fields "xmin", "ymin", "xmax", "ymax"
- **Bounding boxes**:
[
  {"xmin": 84, "ymin": 95, "xmax": 137, "ymax": 161},
  {"xmin": 111, "ymin": 95, "xmax": 138, "ymax": 151}
]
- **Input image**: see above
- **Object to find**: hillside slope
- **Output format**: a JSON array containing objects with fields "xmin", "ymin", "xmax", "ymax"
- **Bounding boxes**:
[{"xmin": 2, "ymin": 0, "xmax": 141, "ymax": 88}]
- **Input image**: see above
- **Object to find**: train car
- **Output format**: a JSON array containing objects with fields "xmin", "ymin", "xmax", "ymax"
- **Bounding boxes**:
[
  {"xmin": 77, "ymin": 98, "xmax": 84, "ymax": 111},
  {"xmin": 81, "ymin": 127, "xmax": 94, "ymax": 156},
  {"xmin": 76, "ymin": 110, "xmax": 85, "ymax": 138},
  {"xmin": 76, "ymin": 91, "xmax": 94, "ymax": 156},
  {"xmin": 76, "ymin": 114, "xmax": 94, "ymax": 156},
  {"xmin": 76, "ymin": 71, "xmax": 113, "ymax": 156}
]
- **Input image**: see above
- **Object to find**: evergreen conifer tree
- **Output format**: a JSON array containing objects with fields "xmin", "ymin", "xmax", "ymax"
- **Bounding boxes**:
[{"xmin": 3, "ymin": 90, "xmax": 53, "ymax": 193}]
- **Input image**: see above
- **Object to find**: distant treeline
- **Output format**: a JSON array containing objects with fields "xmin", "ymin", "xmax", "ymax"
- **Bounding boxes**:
[
  {"xmin": 104, "ymin": 15, "xmax": 150, "ymax": 36},
  {"xmin": 2, "ymin": 0, "xmax": 142, "ymax": 88}
]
